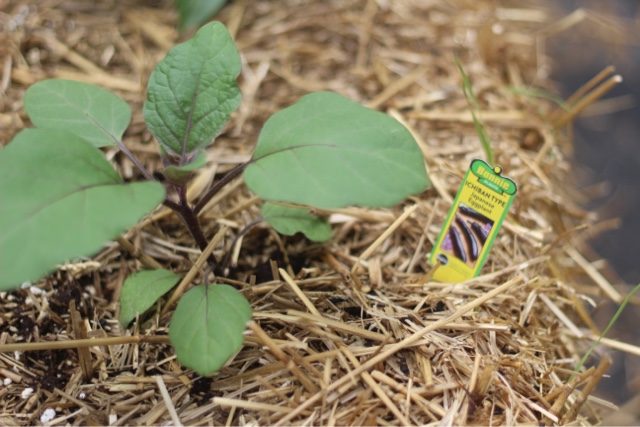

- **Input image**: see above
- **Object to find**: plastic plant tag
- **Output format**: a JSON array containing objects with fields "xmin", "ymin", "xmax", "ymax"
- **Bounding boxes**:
[{"xmin": 429, "ymin": 159, "xmax": 517, "ymax": 282}]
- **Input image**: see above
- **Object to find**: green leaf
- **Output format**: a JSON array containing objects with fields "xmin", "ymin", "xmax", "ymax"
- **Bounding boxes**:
[
  {"xmin": 169, "ymin": 284, "xmax": 252, "ymax": 375},
  {"xmin": 163, "ymin": 151, "xmax": 207, "ymax": 185},
  {"xmin": 119, "ymin": 269, "xmax": 180, "ymax": 327},
  {"xmin": 143, "ymin": 22, "xmax": 242, "ymax": 157},
  {"xmin": 262, "ymin": 202, "xmax": 333, "ymax": 242},
  {"xmin": 24, "ymin": 79, "xmax": 131, "ymax": 147},
  {"xmin": 244, "ymin": 92, "xmax": 429, "ymax": 209},
  {"xmin": 0, "ymin": 129, "xmax": 165, "ymax": 291},
  {"xmin": 176, "ymin": 0, "xmax": 229, "ymax": 33}
]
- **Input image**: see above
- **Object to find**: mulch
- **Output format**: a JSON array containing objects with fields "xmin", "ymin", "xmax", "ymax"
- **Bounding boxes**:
[{"xmin": 0, "ymin": 0, "xmax": 635, "ymax": 425}]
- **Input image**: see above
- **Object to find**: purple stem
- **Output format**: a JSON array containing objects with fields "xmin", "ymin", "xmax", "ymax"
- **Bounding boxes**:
[{"xmin": 193, "ymin": 161, "xmax": 249, "ymax": 215}]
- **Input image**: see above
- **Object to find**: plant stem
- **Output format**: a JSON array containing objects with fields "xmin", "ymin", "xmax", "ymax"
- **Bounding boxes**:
[
  {"xmin": 113, "ymin": 135, "xmax": 222, "ymax": 267},
  {"xmin": 174, "ymin": 185, "xmax": 218, "ymax": 267},
  {"xmin": 193, "ymin": 144, "xmax": 332, "ymax": 216},
  {"xmin": 194, "ymin": 161, "xmax": 249, "ymax": 215},
  {"xmin": 162, "ymin": 198, "xmax": 181, "ymax": 211}
]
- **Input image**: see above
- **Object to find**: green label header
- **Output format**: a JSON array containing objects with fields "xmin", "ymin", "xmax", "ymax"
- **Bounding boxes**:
[{"xmin": 470, "ymin": 159, "xmax": 517, "ymax": 195}]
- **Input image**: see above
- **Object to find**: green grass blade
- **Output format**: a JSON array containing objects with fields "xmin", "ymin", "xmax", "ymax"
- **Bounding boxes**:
[
  {"xmin": 455, "ymin": 57, "xmax": 495, "ymax": 166},
  {"xmin": 506, "ymin": 86, "xmax": 570, "ymax": 111},
  {"xmin": 571, "ymin": 282, "xmax": 640, "ymax": 381}
]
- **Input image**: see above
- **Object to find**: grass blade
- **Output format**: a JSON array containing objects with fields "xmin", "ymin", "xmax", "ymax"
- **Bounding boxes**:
[
  {"xmin": 455, "ymin": 57, "xmax": 495, "ymax": 166},
  {"xmin": 571, "ymin": 282, "xmax": 640, "ymax": 380}
]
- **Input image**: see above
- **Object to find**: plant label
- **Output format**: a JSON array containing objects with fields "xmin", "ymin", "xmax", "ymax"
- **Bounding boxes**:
[{"xmin": 429, "ymin": 159, "xmax": 517, "ymax": 282}]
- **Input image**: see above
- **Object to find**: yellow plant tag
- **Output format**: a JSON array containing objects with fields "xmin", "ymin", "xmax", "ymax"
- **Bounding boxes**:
[{"xmin": 429, "ymin": 159, "xmax": 517, "ymax": 282}]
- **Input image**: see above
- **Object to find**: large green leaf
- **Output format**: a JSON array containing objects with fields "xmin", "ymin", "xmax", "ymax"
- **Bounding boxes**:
[
  {"xmin": 143, "ymin": 21, "xmax": 242, "ymax": 157},
  {"xmin": 0, "ymin": 129, "xmax": 165, "ymax": 290},
  {"xmin": 176, "ymin": 0, "xmax": 228, "ymax": 32},
  {"xmin": 24, "ymin": 79, "xmax": 131, "ymax": 147},
  {"xmin": 244, "ymin": 92, "xmax": 430, "ymax": 209},
  {"xmin": 119, "ymin": 269, "xmax": 180, "ymax": 327},
  {"xmin": 262, "ymin": 202, "xmax": 333, "ymax": 242},
  {"xmin": 170, "ymin": 284, "xmax": 252, "ymax": 375}
]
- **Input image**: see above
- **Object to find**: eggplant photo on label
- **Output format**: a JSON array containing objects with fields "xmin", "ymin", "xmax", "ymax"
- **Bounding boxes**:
[
  {"xmin": 470, "ymin": 221, "xmax": 488, "ymax": 244},
  {"xmin": 449, "ymin": 226, "xmax": 467, "ymax": 263},
  {"xmin": 458, "ymin": 204, "xmax": 490, "ymax": 223},
  {"xmin": 455, "ymin": 214, "xmax": 478, "ymax": 261}
]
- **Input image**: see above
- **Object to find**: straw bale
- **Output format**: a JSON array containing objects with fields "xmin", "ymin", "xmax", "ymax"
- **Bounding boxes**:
[{"xmin": 0, "ymin": 0, "xmax": 631, "ymax": 425}]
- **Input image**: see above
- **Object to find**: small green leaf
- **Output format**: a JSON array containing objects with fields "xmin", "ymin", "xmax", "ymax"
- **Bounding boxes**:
[
  {"xmin": 262, "ymin": 202, "xmax": 332, "ymax": 242},
  {"xmin": 170, "ymin": 284, "xmax": 252, "ymax": 375},
  {"xmin": 0, "ymin": 129, "xmax": 165, "ymax": 290},
  {"xmin": 143, "ymin": 22, "xmax": 242, "ymax": 156},
  {"xmin": 163, "ymin": 151, "xmax": 207, "ymax": 185},
  {"xmin": 119, "ymin": 269, "xmax": 180, "ymax": 327},
  {"xmin": 244, "ymin": 92, "xmax": 430, "ymax": 209},
  {"xmin": 176, "ymin": 0, "xmax": 229, "ymax": 32},
  {"xmin": 24, "ymin": 79, "xmax": 131, "ymax": 147}
]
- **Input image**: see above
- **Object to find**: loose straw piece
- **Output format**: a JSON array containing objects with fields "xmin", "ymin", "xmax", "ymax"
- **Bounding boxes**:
[
  {"xmin": 37, "ymin": 32, "xmax": 141, "ymax": 92},
  {"xmin": 408, "ymin": 110, "xmax": 528, "ymax": 124},
  {"xmin": 561, "ymin": 356, "xmax": 612, "ymax": 424},
  {"xmin": 565, "ymin": 65, "xmax": 616, "ymax": 107},
  {"xmin": 213, "ymin": 397, "xmax": 294, "ymax": 414},
  {"xmin": 69, "ymin": 301, "xmax": 93, "ymax": 382},
  {"xmin": 352, "ymin": 204, "xmax": 419, "ymax": 274},
  {"xmin": 366, "ymin": 66, "xmax": 427, "ymax": 109},
  {"xmin": 538, "ymin": 293, "xmax": 583, "ymax": 338},
  {"xmin": 0, "ymin": 335, "xmax": 170, "ymax": 353},
  {"xmin": 161, "ymin": 226, "xmax": 229, "ymax": 316},
  {"xmin": 124, "ymin": 10, "xmax": 175, "ymax": 51},
  {"xmin": 116, "ymin": 236, "xmax": 164, "ymax": 270},
  {"xmin": 286, "ymin": 310, "xmax": 391, "ymax": 343},
  {"xmin": 553, "ymin": 75, "xmax": 622, "ymax": 128},
  {"xmin": 155, "ymin": 375, "xmax": 183, "ymax": 427},
  {"xmin": 566, "ymin": 247, "xmax": 622, "ymax": 303},
  {"xmin": 279, "ymin": 269, "xmax": 321, "ymax": 316},
  {"xmin": 583, "ymin": 335, "xmax": 640, "ymax": 358}
]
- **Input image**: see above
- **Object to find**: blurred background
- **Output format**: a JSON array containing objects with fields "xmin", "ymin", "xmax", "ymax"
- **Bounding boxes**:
[{"xmin": 544, "ymin": 0, "xmax": 640, "ymax": 420}]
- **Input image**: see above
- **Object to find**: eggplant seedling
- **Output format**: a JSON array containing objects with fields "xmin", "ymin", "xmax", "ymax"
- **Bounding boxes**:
[{"xmin": 0, "ymin": 22, "xmax": 429, "ymax": 375}]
